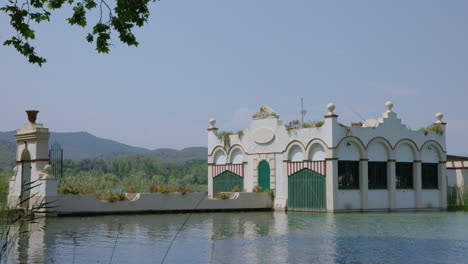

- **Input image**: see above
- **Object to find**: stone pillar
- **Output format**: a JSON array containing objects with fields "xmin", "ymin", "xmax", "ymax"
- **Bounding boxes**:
[
  {"xmin": 414, "ymin": 160, "xmax": 422, "ymax": 208},
  {"xmin": 360, "ymin": 159, "xmax": 368, "ymax": 210},
  {"xmin": 8, "ymin": 110, "xmax": 57, "ymax": 214},
  {"xmin": 439, "ymin": 161, "xmax": 447, "ymax": 209},
  {"xmin": 434, "ymin": 112, "xmax": 447, "ymax": 209},
  {"xmin": 324, "ymin": 103, "xmax": 339, "ymax": 212},
  {"xmin": 388, "ymin": 160, "xmax": 396, "ymax": 210},
  {"xmin": 207, "ymin": 164, "xmax": 214, "ymax": 197},
  {"xmin": 207, "ymin": 118, "xmax": 218, "ymax": 198},
  {"xmin": 326, "ymin": 158, "xmax": 338, "ymax": 212}
]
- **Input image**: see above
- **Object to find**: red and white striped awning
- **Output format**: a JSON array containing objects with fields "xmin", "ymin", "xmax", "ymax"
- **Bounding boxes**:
[
  {"xmin": 212, "ymin": 164, "xmax": 244, "ymax": 177},
  {"xmin": 287, "ymin": 161, "xmax": 326, "ymax": 176}
]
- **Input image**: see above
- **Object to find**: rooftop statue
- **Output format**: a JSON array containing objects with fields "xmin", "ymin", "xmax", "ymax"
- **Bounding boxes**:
[{"xmin": 252, "ymin": 105, "xmax": 280, "ymax": 120}]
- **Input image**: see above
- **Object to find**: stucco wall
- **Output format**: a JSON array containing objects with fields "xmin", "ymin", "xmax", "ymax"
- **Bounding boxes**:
[
  {"xmin": 421, "ymin": 190, "xmax": 440, "ymax": 208},
  {"xmin": 207, "ymin": 103, "xmax": 447, "ymax": 212},
  {"xmin": 367, "ymin": 190, "xmax": 389, "ymax": 209},
  {"xmin": 395, "ymin": 190, "xmax": 415, "ymax": 208},
  {"xmin": 337, "ymin": 190, "xmax": 360, "ymax": 210},
  {"xmin": 53, "ymin": 192, "xmax": 273, "ymax": 215}
]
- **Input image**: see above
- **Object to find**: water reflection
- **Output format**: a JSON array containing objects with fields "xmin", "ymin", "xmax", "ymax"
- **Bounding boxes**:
[{"xmin": 5, "ymin": 211, "xmax": 468, "ymax": 263}]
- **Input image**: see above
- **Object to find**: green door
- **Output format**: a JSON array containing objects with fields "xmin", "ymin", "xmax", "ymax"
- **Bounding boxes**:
[
  {"xmin": 213, "ymin": 171, "xmax": 243, "ymax": 194},
  {"xmin": 258, "ymin": 161, "xmax": 270, "ymax": 191},
  {"xmin": 288, "ymin": 169, "xmax": 326, "ymax": 212}
]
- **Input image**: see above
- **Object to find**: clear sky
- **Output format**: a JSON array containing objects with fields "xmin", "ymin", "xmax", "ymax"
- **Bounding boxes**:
[{"xmin": 1, "ymin": 1, "xmax": 468, "ymax": 154}]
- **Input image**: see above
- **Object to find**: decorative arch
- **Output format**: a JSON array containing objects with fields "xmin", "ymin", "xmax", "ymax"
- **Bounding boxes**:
[
  {"xmin": 209, "ymin": 145, "xmax": 226, "ymax": 156},
  {"xmin": 336, "ymin": 136, "xmax": 366, "ymax": 160},
  {"xmin": 394, "ymin": 139, "xmax": 419, "ymax": 161},
  {"xmin": 305, "ymin": 138, "xmax": 329, "ymax": 160},
  {"xmin": 285, "ymin": 141, "xmax": 305, "ymax": 161},
  {"xmin": 228, "ymin": 145, "xmax": 246, "ymax": 164},
  {"xmin": 420, "ymin": 140, "xmax": 445, "ymax": 162},
  {"xmin": 21, "ymin": 149, "xmax": 31, "ymax": 161},
  {"xmin": 213, "ymin": 148, "xmax": 227, "ymax": 165},
  {"xmin": 366, "ymin": 137, "xmax": 392, "ymax": 161}
]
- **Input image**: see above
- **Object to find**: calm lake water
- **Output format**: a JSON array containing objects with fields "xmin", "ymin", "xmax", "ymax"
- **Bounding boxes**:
[{"xmin": 6, "ymin": 211, "xmax": 468, "ymax": 263}]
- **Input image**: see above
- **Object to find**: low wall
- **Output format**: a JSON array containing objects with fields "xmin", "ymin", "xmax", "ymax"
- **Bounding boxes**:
[{"xmin": 52, "ymin": 192, "xmax": 273, "ymax": 216}]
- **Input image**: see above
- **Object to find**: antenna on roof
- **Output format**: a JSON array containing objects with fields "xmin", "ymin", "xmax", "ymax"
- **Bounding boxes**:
[
  {"xmin": 300, "ymin": 97, "xmax": 307, "ymax": 125},
  {"xmin": 346, "ymin": 105, "xmax": 372, "ymax": 127}
]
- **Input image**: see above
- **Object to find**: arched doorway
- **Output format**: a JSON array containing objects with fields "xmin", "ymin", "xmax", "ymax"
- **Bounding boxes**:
[
  {"xmin": 20, "ymin": 149, "xmax": 31, "ymax": 208},
  {"xmin": 258, "ymin": 160, "xmax": 270, "ymax": 191}
]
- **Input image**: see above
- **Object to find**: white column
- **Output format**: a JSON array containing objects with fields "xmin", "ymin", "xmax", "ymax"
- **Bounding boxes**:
[
  {"xmin": 360, "ymin": 159, "xmax": 368, "ymax": 210},
  {"xmin": 414, "ymin": 161, "xmax": 422, "ymax": 208},
  {"xmin": 439, "ymin": 162, "xmax": 447, "ymax": 209},
  {"xmin": 388, "ymin": 160, "xmax": 396, "ymax": 210},
  {"xmin": 207, "ymin": 164, "xmax": 213, "ymax": 197},
  {"xmin": 326, "ymin": 159, "xmax": 338, "ymax": 212}
]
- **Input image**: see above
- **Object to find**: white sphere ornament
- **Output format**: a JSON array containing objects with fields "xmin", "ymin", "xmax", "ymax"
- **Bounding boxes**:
[
  {"xmin": 435, "ymin": 112, "xmax": 444, "ymax": 123},
  {"xmin": 327, "ymin": 103, "xmax": 336, "ymax": 115},
  {"xmin": 209, "ymin": 118, "xmax": 216, "ymax": 128},
  {"xmin": 385, "ymin": 101, "xmax": 393, "ymax": 112}
]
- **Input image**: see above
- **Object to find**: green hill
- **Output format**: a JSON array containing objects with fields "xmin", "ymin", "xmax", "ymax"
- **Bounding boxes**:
[
  {"xmin": 0, "ymin": 131, "xmax": 207, "ymax": 166},
  {"xmin": 0, "ymin": 131, "xmax": 149, "ymax": 160},
  {"xmin": 0, "ymin": 139, "xmax": 15, "ymax": 168}
]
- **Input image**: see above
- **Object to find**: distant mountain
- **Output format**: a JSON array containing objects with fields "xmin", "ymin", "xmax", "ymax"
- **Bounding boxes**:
[
  {"xmin": 147, "ymin": 147, "xmax": 207, "ymax": 163},
  {"xmin": 0, "ymin": 139, "xmax": 15, "ymax": 168},
  {"xmin": 0, "ymin": 131, "xmax": 149, "ymax": 160},
  {"xmin": 0, "ymin": 131, "xmax": 207, "ymax": 165}
]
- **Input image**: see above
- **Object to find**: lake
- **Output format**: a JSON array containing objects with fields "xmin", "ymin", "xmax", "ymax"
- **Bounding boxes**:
[{"xmin": 6, "ymin": 211, "xmax": 468, "ymax": 263}]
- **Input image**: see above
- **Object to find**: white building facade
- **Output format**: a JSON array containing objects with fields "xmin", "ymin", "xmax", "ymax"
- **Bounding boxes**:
[{"xmin": 207, "ymin": 102, "xmax": 448, "ymax": 212}]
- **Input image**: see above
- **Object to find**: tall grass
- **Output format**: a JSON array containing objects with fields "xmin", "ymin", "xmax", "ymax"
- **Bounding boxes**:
[
  {"xmin": 447, "ymin": 186, "xmax": 468, "ymax": 211},
  {"xmin": 0, "ymin": 170, "xmax": 11, "ymax": 209},
  {"xmin": 58, "ymin": 171, "xmax": 207, "ymax": 194}
]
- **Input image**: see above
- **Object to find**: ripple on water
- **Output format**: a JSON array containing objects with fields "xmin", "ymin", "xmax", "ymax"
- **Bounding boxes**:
[{"xmin": 5, "ymin": 211, "xmax": 468, "ymax": 263}]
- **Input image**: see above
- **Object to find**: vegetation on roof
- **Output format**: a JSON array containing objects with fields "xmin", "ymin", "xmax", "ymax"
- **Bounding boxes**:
[
  {"xmin": 418, "ymin": 124, "xmax": 444, "ymax": 136},
  {"xmin": 285, "ymin": 120, "xmax": 324, "ymax": 131},
  {"xmin": 217, "ymin": 130, "xmax": 244, "ymax": 149}
]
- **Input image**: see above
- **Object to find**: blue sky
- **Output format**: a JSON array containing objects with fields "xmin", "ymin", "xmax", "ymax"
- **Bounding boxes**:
[{"xmin": 1, "ymin": 0, "xmax": 468, "ymax": 154}]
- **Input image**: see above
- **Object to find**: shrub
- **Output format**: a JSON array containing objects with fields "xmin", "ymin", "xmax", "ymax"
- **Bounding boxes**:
[
  {"xmin": 231, "ymin": 185, "xmax": 241, "ymax": 192},
  {"xmin": 252, "ymin": 185, "xmax": 262, "ymax": 192},
  {"xmin": 314, "ymin": 121, "xmax": 325, "ymax": 127},
  {"xmin": 97, "ymin": 191, "xmax": 127, "ymax": 202},
  {"xmin": 147, "ymin": 183, "xmax": 158, "ymax": 193},
  {"xmin": 419, "ymin": 124, "xmax": 444, "ymax": 136},
  {"xmin": 215, "ymin": 192, "xmax": 230, "ymax": 200},
  {"xmin": 266, "ymin": 188, "xmax": 275, "ymax": 199},
  {"xmin": 173, "ymin": 186, "xmax": 189, "ymax": 195},
  {"xmin": 58, "ymin": 186, "xmax": 80, "ymax": 195},
  {"xmin": 126, "ymin": 186, "xmax": 138, "ymax": 193},
  {"xmin": 159, "ymin": 185, "xmax": 170, "ymax": 194}
]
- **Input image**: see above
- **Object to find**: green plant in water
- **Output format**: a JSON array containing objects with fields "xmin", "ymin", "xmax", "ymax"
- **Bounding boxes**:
[
  {"xmin": 58, "ymin": 186, "xmax": 80, "ymax": 195},
  {"xmin": 419, "ymin": 124, "xmax": 444, "ymax": 136},
  {"xmin": 215, "ymin": 192, "xmax": 230, "ymax": 200},
  {"xmin": 231, "ymin": 185, "xmax": 241, "ymax": 192},
  {"xmin": 252, "ymin": 185, "xmax": 263, "ymax": 192}
]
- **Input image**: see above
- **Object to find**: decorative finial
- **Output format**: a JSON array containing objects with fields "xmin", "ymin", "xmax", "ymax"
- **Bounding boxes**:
[
  {"xmin": 385, "ymin": 101, "xmax": 393, "ymax": 112},
  {"xmin": 25, "ymin": 110, "xmax": 39, "ymax": 123},
  {"xmin": 435, "ymin": 112, "xmax": 444, "ymax": 124},
  {"xmin": 209, "ymin": 118, "xmax": 216, "ymax": 128},
  {"xmin": 327, "ymin": 103, "xmax": 336, "ymax": 115}
]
